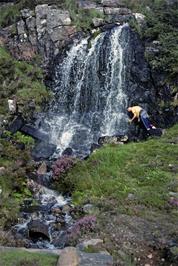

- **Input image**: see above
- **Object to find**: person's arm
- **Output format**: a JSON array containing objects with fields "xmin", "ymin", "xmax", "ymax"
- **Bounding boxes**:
[{"xmin": 129, "ymin": 113, "xmax": 137, "ymax": 123}]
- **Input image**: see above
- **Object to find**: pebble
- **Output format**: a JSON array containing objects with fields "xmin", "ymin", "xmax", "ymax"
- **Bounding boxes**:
[{"xmin": 147, "ymin": 254, "xmax": 153, "ymax": 259}]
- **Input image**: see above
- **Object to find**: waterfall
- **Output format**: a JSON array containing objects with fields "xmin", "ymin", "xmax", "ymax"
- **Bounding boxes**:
[{"xmin": 42, "ymin": 24, "xmax": 129, "ymax": 157}]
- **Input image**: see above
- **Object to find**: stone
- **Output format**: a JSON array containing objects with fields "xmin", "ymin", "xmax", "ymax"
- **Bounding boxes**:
[
  {"xmin": 31, "ymin": 142, "xmax": 56, "ymax": 161},
  {"xmin": 47, "ymin": 8, "xmax": 71, "ymax": 28},
  {"xmin": 78, "ymin": 239, "xmax": 103, "ymax": 251},
  {"xmin": 78, "ymin": 250, "xmax": 113, "ymax": 265},
  {"xmin": 35, "ymin": 4, "xmax": 49, "ymax": 38},
  {"xmin": 8, "ymin": 115, "xmax": 25, "ymax": 134},
  {"xmin": 26, "ymin": 16, "xmax": 36, "ymax": 33},
  {"xmin": 17, "ymin": 20, "xmax": 26, "ymax": 36},
  {"xmin": 104, "ymin": 7, "xmax": 132, "ymax": 15},
  {"xmin": 57, "ymin": 247, "xmax": 79, "ymax": 266},
  {"xmin": 92, "ymin": 18, "xmax": 105, "ymax": 27},
  {"xmin": 106, "ymin": 14, "xmax": 133, "ymax": 23},
  {"xmin": 37, "ymin": 162, "xmax": 47, "ymax": 175},
  {"xmin": 101, "ymin": 0, "xmax": 125, "ymax": 7},
  {"xmin": 0, "ymin": 167, "xmax": 5, "ymax": 176},
  {"xmin": 8, "ymin": 97, "xmax": 17, "ymax": 114},
  {"xmin": 77, "ymin": 0, "xmax": 97, "ymax": 10},
  {"xmin": 62, "ymin": 205, "xmax": 71, "ymax": 213},
  {"xmin": 20, "ymin": 124, "xmax": 49, "ymax": 141},
  {"xmin": 49, "ymin": 26, "xmax": 76, "ymax": 43},
  {"xmin": 21, "ymin": 9, "xmax": 34, "ymax": 19},
  {"xmin": 98, "ymin": 135, "xmax": 128, "ymax": 145},
  {"xmin": 133, "ymin": 13, "xmax": 146, "ymax": 27},
  {"xmin": 62, "ymin": 147, "xmax": 73, "ymax": 156},
  {"xmin": 28, "ymin": 219, "xmax": 50, "ymax": 240}
]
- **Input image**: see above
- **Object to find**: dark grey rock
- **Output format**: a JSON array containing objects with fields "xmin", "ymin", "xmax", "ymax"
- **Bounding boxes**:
[
  {"xmin": 28, "ymin": 219, "xmax": 50, "ymax": 240},
  {"xmin": 62, "ymin": 147, "xmax": 73, "ymax": 156},
  {"xmin": 8, "ymin": 115, "xmax": 25, "ymax": 134},
  {"xmin": 20, "ymin": 124, "xmax": 49, "ymax": 141},
  {"xmin": 31, "ymin": 141, "xmax": 56, "ymax": 160}
]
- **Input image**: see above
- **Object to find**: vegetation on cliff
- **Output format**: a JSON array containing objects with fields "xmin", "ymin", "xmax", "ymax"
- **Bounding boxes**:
[{"xmin": 0, "ymin": 46, "xmax": 50, "ymax": 118}]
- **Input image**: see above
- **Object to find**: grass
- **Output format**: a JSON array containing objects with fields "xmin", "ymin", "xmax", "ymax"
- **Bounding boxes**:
[
  {"xmin": 0, "ymin": 249, "xmax": 58, "ymax": 266},
  {"xmin": 61, "ymin": 124, "xmax": 178, "ymax": 210}
]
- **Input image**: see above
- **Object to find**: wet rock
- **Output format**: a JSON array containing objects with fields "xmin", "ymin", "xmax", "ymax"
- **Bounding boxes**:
[
  {"xmin": 62, "ymin": 205, "xmax": 71, "ymax": 213},
  {"xmin": 28, "ymin": 219, "xmax": 50, "ymax": 240},
  {"xmin": 62, "ymin": 147, "xmax": 73, "ymax": 156},
  {"xmin": 98, "ymin": 135, "xmax": 128, "ymax": 145},
  {"xmin": 57, "ymin": 247, "xmax": 79, "ymax": 266},
  {"xmin": 20, "ymin": 124, "xmax": 49, "ymax": 141},
  {"xmin": 37, "ymin": 162, "xmax": 47, "ymax": 175},
  {"xmin": 8, "ymin": 116, "xmax": 25, "ymax": 134},
  {"xmin": 52, "ymin": 232, "xmax": 68, "ymax": 248},
  {"xmin": 51, "ymin": 204, "xmax": 62, "ymax": 215},
  {"xmin": 90, "ymin": 143, "xmax": 101, "ymax": 153}
]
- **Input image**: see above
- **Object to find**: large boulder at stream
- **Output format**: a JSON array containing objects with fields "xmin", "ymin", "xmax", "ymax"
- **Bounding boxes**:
[
  {"xmin": 27, "ymin": 220, "xmax": 50, "ymax": 241},
  {"xmin": 57, "ymin": 246, "xmax": 113, "ymax": 266},
  {"xmin": 31, "ymin": 141, "xmax": 56, "ymax": 160}
]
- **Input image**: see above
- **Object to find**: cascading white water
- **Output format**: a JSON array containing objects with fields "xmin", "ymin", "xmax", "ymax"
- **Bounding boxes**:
[
  {"xmin": 101, "ymin": 26, "xmax": 127, "ymax": 136},
  {"xmin": 42, "ymin": 24, "xmax": 129, "ymax": 157}
]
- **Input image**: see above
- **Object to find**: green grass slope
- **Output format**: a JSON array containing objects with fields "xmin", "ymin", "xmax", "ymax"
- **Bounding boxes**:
[
  {"xmin": 0, "ymin": 249, "xmax": 58, "ymax": 266},
  {"xmin": 61, "ymin": 124, "xmax": 178, "ymax": 212}
]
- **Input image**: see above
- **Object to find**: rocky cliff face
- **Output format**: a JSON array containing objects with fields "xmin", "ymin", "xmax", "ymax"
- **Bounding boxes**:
[{"xmin": 0, "ymin": 0, "xmax": 177, "ymax": 135}]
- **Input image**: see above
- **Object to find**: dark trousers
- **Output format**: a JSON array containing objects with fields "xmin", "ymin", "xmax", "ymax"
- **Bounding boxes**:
[{"xmin": 140, "ymin": 110, "xmax": 151, "ymax": 130}]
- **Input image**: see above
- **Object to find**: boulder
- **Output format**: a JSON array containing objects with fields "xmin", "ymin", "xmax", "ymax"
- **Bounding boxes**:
[
  {"xmin": 27, "ymin": 220, "xmax": 50, "ymax": 240},
  {"xmin": 20, "ymin": 124, "xmax": 49, "ymax": 141},
  {"xmin": 101, "ymin": 0, "xmax": 125, "ymax": 7},
  {"xmin": 31, "ymin": 141, "xmax": 56, "ymax": 160},
  {"xmin": 92, "ymin": 18, "xmax": 105, "ymax": 27},
  {"xmin": 62, "ymin": 147, "xmax": 73, "ymax": 156},
  {"xmin": 57, "ymin": 247, "xmax": 79, "ymax": 266},
  {"xmin": 49, "ymin": 26, "xmax": 76, "ymax": 43},
  {"xmin": 78, "ymin": 250, "xmax": 113, "ymax": 265},
  {"xmin": 37, "ymin": 162, "xmax": 47, "ymax": 175},
  {"xmin": 47, "ymin": 8, "xmax": 71, "ymax": 28},
  {"xmin": 8, "ymin": 116, "xmax": 25, "ymax": 134},
  {"xmin": 21, "ymin": 8, "xmax": 34, "ymax": 19}
]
